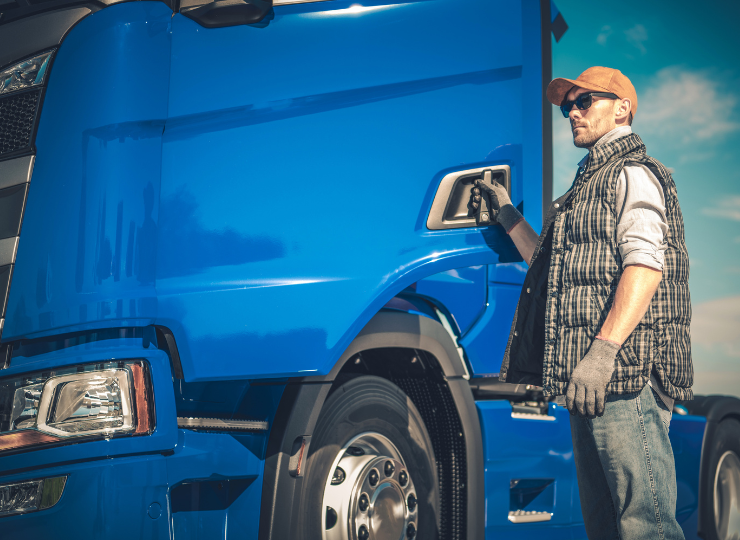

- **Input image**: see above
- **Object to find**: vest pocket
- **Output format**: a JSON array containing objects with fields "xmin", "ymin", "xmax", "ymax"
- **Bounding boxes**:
[{"xmin": 618, "ymin": 341, "xmax": 642, "ymax": 367}]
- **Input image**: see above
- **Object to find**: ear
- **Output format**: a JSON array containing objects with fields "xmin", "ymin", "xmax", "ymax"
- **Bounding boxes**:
[{"xmin": 615, "ymin": 98, "xmax": 632, "ymax": 125}]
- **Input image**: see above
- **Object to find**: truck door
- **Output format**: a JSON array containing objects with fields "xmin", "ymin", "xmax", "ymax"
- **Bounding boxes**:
[{"xmin": 160, "ymin": 0, "xmax": 543, "ymax": 382}]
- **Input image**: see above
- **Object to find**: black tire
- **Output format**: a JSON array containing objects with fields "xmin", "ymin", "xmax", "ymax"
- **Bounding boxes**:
[
  {"xmin": 297, "ymin": 375, "xmax": 440, "ymax": 540},
  {"xmin": 704, "ymin": 418, "xmax": 740, "ymax": 540}
]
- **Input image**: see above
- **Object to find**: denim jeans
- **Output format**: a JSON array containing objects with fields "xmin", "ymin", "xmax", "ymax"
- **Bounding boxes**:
[{"xmin": 570, "ymin": 383, "xmax": 684, "ymax": 540}]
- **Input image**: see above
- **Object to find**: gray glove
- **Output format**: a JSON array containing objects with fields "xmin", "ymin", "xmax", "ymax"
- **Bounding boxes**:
[
  {"xmin": 565, "ymin": 338, "xmax": 619, "ymax": 417},
  {"xmin": 472, "ymin": 180, "xmax": 523, "ymax": 232}
]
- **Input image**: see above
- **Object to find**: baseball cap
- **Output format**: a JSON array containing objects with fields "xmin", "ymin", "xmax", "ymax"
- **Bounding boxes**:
[{"xmin": 546, "ymin": 66, "xmax": 638, "ymax": 118}]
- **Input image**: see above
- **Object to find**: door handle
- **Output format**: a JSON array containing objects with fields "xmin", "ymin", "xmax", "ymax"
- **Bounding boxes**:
[
  {"xmin": 427, "ymin": 165, "xmax": 511, "ymax": 230},
  {"xmin": 475, "ymin": 169, "xmax": 493, "ymax": 226}
]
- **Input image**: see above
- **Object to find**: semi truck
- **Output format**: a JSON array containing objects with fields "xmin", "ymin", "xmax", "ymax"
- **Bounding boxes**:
[{"xmin": 0, "ymin": 0, "xmax": 738, "ymax": 538}]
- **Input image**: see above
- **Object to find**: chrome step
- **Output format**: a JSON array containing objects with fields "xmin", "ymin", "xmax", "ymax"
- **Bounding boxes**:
[{"xmin": 508, "ymin": 510, "xmax": 552, "ymax": 523}]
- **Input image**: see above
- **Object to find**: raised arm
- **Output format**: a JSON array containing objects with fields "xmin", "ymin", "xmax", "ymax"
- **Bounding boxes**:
[{"xmin": 472, "ymin": 180, "xmax": 540, "ymax": 264}]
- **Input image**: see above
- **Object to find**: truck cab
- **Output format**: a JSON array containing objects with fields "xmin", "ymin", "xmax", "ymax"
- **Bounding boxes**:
[{"xmin": 0, "ymin": 1, "xmax": 737, "ymax": 539}]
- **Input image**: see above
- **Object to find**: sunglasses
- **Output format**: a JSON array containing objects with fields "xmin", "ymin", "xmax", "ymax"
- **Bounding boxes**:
[{"xmin": 560, "ymin": 92, "xmax": 619, "ymax": 118}]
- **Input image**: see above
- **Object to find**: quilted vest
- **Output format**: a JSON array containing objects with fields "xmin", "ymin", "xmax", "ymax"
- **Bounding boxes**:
[{"xmin": 500, "ymin": 133, "xmax": 693, "ymax": 400}]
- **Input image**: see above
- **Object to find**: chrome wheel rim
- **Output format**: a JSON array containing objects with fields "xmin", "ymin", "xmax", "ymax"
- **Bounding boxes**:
[
  {"xmin": 714, "ymin": 450, "xmax": 740, "ymax": 540},
  {"xmin": 322, "ymin": 432, "xmax": 418, "ymax": 540}
]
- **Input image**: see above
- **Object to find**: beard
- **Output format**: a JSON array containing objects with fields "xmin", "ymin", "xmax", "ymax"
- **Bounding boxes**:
[{"xmin": 571, "ymin": 117, "xmax": 613, "ymax": 148}]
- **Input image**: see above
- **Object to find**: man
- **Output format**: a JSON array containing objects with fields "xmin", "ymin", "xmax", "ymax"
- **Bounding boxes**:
[{"xmin": 473, "ymin": 66, "xmax": 693, "ymax": 539}]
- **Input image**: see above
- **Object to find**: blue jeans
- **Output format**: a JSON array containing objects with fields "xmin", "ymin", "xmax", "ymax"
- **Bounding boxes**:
[{"xmin": 570, "ymin": 383, "xmax": 684, "ymax": 540}]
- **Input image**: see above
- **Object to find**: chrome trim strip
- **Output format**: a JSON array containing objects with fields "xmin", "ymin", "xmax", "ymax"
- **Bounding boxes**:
[
  {"xmin": 0, "ymin": 155, "xmax": 34, "ymax": 191},
  {"xmin": 508, "ymin": 510, "xmax": 552, "ymax": 523},
  {"xmin": 426, "ymin": 165, "xmax": 511, "ymax": 230},
  {"xmin": 510, "ymin": 412, "xmax": 556, "ymax": 421},
  {"xmin": 0, "ymin": 237, "xmax": 19, "ymax": 267},
  {"xmin": 177, "ymin": 417, "xmax": 269, "ymax": 431}
]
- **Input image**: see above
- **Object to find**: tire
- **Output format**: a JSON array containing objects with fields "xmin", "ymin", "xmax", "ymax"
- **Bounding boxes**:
[
  {"xmin": 705, "ymin": 418, "xmax": 740, "ymax": 540},
  {"xmin": 297, "ymin": 375, "xmax": 439, "ymax": 540}
]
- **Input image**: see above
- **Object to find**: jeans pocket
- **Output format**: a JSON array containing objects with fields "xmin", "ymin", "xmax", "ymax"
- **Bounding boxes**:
[{"xmin": 651, "ymin": 388, "xmax": 672, "ymax": 429}]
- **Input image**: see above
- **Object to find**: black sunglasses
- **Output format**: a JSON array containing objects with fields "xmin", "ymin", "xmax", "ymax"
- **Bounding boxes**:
[{"xmin": 560, "ymin": 92, "xmax": 619, "ymax": 118}]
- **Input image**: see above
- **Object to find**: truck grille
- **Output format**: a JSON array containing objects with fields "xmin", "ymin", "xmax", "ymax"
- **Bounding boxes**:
[{"xmin": 0, "ymin": 89, "xmax": 40, "ymax": 158}]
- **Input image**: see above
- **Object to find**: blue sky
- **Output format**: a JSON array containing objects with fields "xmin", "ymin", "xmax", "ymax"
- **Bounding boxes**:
[{"xmin": 552, "ymin": 0, "xmax": 740, "ymax": 397}]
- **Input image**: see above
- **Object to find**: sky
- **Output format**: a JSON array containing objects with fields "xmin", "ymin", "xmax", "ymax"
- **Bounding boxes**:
[{"xmin": 552, "ymin": 0, "xmax": 740, "ymax": 398}]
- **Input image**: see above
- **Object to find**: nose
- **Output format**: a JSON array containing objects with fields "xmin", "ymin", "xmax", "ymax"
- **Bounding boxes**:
[{"xmin": 569, "ymin": 105, "xmax": 581, "ymax": 121}]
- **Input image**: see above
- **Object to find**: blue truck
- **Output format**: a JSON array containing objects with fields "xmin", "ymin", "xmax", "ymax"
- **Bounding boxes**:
[{"xmin": 0, "ymin": 0, "xmax": 739, "ymax": 538}]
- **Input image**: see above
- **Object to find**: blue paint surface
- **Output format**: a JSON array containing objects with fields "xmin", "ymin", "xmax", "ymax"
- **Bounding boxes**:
[
  {"xmin": 415, "ymin": 266, "xmax": 487, "ymax": 335},
  {"xmin": 477, "ymin": 401, "xmax": 705, "ymax": 539},
  {"xmin": 4, "ymin": 0, "xmax": 542, "ymax": 384}
]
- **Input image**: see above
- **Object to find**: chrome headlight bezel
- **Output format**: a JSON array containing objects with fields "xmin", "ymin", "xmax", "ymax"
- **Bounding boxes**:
[{"xmin": 0, "ymin": 360, "xmax": 154, "ymax": 454}]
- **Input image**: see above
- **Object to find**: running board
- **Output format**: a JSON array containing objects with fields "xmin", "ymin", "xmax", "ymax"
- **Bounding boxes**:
[{"xmin": 177, "ymin": 417, "xmax": 268, "ymax": 431}]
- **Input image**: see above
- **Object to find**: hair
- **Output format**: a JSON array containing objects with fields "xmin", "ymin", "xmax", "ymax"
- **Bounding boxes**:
[{"xmin": 628, "ymin": 112, "xmax": 633, "ymax": 126}]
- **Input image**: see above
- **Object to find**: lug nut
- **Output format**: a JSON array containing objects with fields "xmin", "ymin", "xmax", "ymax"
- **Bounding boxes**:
[
  {"xmin": 384, "ymin": 460, "xmax": 395, "ymax": 477},
  {"xmin": 358, "ymin": 525, "xmax": 369, "ymax": 540},
  {"xmin": 399, "ymin": 471, "xmax": 408, "ymax": 486},
  {"xmin": 331, "ymin": 467, "xmax": 346, "ymax": 485},
  {"xmin": 369, "ymin": 469, "xmax": 379, "ymax": 487},
  {"xmin": 359, "ymin": 493, "xmax": 369, "ymax": 512},
  {"xmin": 407, "ymin": 493, "xmax": 417, "ymax": 511},
  {"xmin": 406, "ymin": 523, "xmax": 417, "ymax": 538}
]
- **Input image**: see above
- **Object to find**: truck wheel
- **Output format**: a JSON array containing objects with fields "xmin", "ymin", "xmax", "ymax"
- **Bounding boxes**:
[
  {"xmin": 707, "ymin": 418, "xmax": 740, "ymax": 540},
  {"xmin": 301, "ymin": 375, "xmax": 439, "ymax": 540}
]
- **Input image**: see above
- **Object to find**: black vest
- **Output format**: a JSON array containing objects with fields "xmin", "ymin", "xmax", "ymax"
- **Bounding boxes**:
[{"xmin": 500, "ymin": 133, "xmax": 693, "ymax": 400}]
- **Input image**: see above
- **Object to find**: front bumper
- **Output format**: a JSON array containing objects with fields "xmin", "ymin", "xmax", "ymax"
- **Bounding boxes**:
[{"xmin": 0, "ymin": 340, "xmax": 267, "ymax": 539}]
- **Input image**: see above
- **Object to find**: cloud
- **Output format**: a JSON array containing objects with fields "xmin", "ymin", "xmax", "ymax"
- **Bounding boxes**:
[
  {"xmin": 638, "ymin": 67, "xmax": 740, "ymax": 148},
  {"xmin": 691, "ymin": 295, "xmax": 740, "ymax": 359},
  {"xmin": 597, "ymin": 25, "xmax": 612, "ymax": 46},
  {"xmin": 701, "ymin": 194, "xmax": 740, "ymax": 221},
  {"xmin": 624, "ymin": 24, "xmax": 648, "ymax": 54}
]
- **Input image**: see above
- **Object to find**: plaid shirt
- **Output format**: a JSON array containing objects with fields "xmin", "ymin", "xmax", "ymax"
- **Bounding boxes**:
[{"xmin": 501, "ymin": 133, "xmax": 693, "ymax": 400}]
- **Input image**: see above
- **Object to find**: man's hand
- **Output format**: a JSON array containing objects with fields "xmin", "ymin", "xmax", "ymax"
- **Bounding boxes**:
[
  {"xmin": 565, "ymin": 338, "xmax": 619, "ymax": 417},
  {"xmin": 471, "ymin": 179, "xmax": 512, "ymax": 211},
  {"xmin": 472, "ymin": 179, "xmax": 524, "ymax": 234}
]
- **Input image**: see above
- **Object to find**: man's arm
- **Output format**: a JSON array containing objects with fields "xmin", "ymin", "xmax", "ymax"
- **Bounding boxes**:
[
  {"xmin": 508, "ymin": 219, "xmax": 539, "ymax": 266},
  {"xmin": 597, "ymin": 264, "xmax": 662, "ymax": 345},
  {"xmin": 472, "ymin": 181, "xmax": 540, "ymax": 264},
  {"xmin": 566, "ymin": 165, "xmax": 668, "ymax": 416}
]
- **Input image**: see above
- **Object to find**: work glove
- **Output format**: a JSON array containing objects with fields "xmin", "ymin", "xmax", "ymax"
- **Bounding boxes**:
[
  {"xmin": 471, "ymin": 180, "xmax": 523, "ymax": 232},
  {"xmin": 565, "ymin": 338, "xmax": 619, "ymax": 417}
]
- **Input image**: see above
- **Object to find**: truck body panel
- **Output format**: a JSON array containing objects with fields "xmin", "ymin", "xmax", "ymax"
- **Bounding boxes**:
[{"xmin": 0, "ymin": 2, "xmax": 716, "ymax": 539}]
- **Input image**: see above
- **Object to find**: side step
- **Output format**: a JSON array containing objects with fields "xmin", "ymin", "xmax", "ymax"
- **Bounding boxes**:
[{"xmin": 508, "ymin": 510, "xmax": 552, "ymax": 523}]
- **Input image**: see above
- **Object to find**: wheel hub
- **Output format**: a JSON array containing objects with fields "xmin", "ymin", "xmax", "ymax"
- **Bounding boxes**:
[{"xmin": 323, "ymin": 433, "xmax": 418, "ymax": 540}]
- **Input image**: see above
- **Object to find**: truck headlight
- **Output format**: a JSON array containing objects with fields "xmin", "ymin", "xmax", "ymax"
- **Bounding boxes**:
[
  {"xmin": 0, "ymin": 360, "xmax": 153, "ymax": 453},
  {"xmin": 0, "ymin": 50, "xmax": 54, "ymax": 96}
]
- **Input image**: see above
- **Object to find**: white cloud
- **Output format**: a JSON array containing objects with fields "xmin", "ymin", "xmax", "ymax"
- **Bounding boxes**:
[
  {"xmin": 638, "ymin": 67, "xmax": 740, "ymax": 146},
  {"xmin": 597, "ymin": 25, "xmax": 612, "ymax": 46},
  {"xmin": 691, "ymin": 295, "xmax": 740, "ymax": 358},
  {"xmin": 625, "ymin": 24, "xmax": 648, "ymax": 54},
  {"xmin": 701, "ymin": 194, "xmax": 740, "ymax": 221}
]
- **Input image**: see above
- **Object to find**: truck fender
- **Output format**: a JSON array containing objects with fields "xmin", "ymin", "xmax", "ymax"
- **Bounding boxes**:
[{"xmin": 258, "ymin": 309, "xmax": 484, "ymax": 540}]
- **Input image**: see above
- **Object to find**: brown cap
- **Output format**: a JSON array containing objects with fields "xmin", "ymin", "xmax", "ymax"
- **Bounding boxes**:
[{"xmin": 546, "ymin": 66, "xmax": 638, "ymax": 118}]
